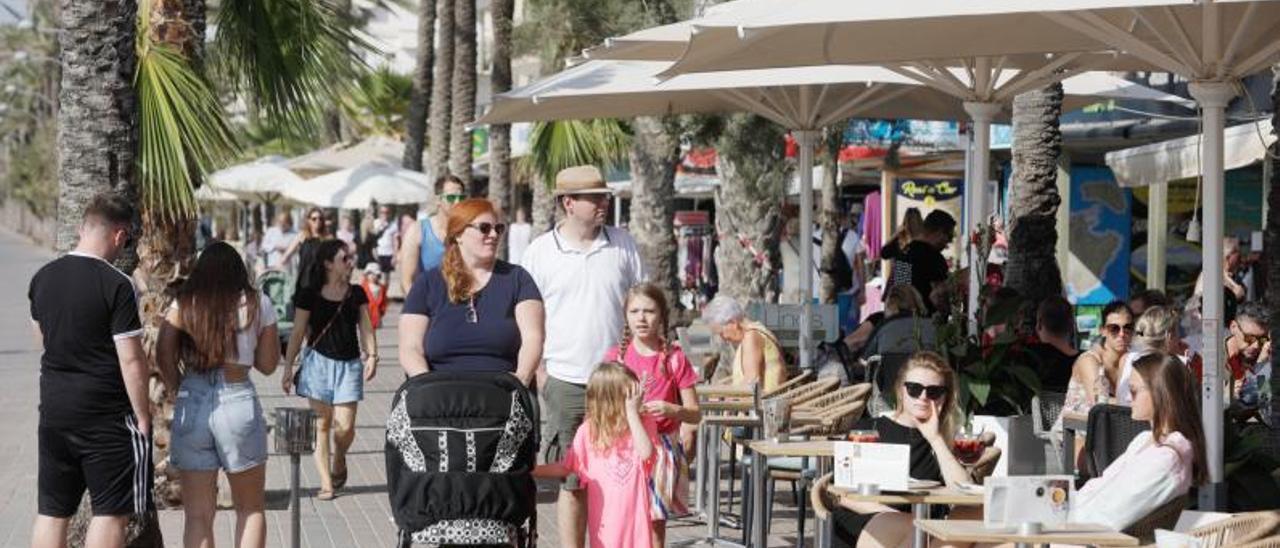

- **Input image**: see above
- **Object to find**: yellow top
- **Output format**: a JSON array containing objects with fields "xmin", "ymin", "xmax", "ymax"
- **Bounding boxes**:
[{"xmin": 731, "ymin": 320, "xmax": 787, "ymax": 392}]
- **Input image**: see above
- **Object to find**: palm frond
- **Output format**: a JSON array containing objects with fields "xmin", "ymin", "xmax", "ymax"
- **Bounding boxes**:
[
  {"xmin": 521, "ymin": 119, "xmax": 631, "ymax": 186},
  {"xmin": 341, "ymin": 66, "xmax": 413, "ymax": 138},
  {"xmin": 212, "ymin": 0, "xmax": 371, "ymax": 134},
  {"xmin": 136, "ymin": 0, "xmax": 239, "ymax": 222}
]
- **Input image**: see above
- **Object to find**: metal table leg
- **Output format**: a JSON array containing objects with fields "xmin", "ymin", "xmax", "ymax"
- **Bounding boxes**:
[
  {"xmin": 751, "ymin": 448, "xmax": 767, "ymax": 547},
  {"xmin": 695, "ymin": 420, "xmax": 707, "ymax": 514},
  {"xmin": 1061, "ymin": 431, "xmax": 1075, "ymax": 476},
  {"xmin": 912, "ymin": 502, "xmax": 929, "ymax": 548},
  {"xmin": 816, "ymin": 457, "xmax": 832, "ymax": 548}
]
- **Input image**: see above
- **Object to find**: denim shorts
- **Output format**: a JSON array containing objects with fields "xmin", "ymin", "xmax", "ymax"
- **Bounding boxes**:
[
  {"xmin": 171, "ymin": 370, "xmax": 267, "ymax": 473},
  {"xmin": 297, "ymin": 349, "xmax": 364, "ymax": 405}
]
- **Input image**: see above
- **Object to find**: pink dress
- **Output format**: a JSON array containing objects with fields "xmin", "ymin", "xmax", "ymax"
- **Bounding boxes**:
[
  {"xmin": 604, "ymin": 343, "xmax": 697, "ymax": 519},
  {"xmin": 564, "ymin": 422, "xmax": 658, "ymax": 548}
]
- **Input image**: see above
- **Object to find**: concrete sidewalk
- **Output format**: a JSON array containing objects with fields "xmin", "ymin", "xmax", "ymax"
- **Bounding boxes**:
[{"xmin": 0, "ymin": 229, "xmax": 811, "ymax": 547}]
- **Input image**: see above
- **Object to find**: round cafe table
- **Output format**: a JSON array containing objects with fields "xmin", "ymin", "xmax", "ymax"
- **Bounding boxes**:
[{"xmin": 830, "ymin": 485, "xmax": 985, "ymax": 548}]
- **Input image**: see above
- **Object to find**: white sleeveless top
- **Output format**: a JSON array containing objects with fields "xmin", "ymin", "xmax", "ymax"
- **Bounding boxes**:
[{"xmin": 172, "ymin": 292, "xmax": 277, "ymax": 367}]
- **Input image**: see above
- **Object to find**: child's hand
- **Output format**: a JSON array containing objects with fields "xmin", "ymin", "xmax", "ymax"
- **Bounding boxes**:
[
  {"xmin": 643, "ymin": 400, "xmax": 679, "ymax": 418},
  {"xmin": 626, "ymin": 381, "xmax": 644, "ymax": 415}
]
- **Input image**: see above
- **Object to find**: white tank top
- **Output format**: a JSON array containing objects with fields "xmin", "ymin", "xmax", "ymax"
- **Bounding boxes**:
[{"xmin": 172, "ymin": 292, "xmax": 278, "ymax": 367}]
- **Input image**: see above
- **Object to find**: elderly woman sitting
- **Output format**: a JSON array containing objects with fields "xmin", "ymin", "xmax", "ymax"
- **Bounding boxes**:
[{"xmin": 703, "ymin": 296, "xmax": 787, "ymax": 393}]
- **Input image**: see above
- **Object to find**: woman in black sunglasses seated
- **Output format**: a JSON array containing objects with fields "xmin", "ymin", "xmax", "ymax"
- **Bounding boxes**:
[
  {"xmin": 399, "ymin": 199, "xmax": 545, "ymax": 386},
  {"xmin": 1053, "ymin": 300, "xmax": 1133, "ymax": 467},
  {"xmin": 831, "ymin": 351, "xmax": 975, "ymax": 548}
]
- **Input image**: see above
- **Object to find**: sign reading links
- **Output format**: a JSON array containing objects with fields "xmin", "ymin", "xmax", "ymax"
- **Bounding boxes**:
[{"xmin": 747, "ymin": 302, "xmax": 840, "ymax": 352}]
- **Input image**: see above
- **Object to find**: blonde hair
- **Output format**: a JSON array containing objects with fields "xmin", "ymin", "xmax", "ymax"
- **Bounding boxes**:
[
  {"xmin": 884, "ymin": 284, "xmax": 926, "ymax": 316},
  {"xmin": 896, "ymin": 208, "xmax": 925, "ymax": 247},
  {"xmin": 1134, "ymin": 305, "xmax": 1178, "ymax": 354},
  {"xmin": 585, "ymin": 362, "xmax": 640, "ymax": 453},
  {"xmin": 894, "ymin": 351, "xmax": 960, "ymax": 440}
]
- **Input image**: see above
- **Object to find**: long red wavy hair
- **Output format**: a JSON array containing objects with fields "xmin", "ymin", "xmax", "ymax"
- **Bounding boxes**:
[{"xmin": 441, "ymin": 198, "xmax": 502, "ymax": 303}]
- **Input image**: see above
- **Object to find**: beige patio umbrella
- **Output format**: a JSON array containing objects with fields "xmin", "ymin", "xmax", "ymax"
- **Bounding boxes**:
[
  {"xmin": 658, "ymin": 0, "xmax": 1280, "ymax": 510},
  {"xmin": 286, "ymin": 135, "xmax": 408, "ymax": 178}
]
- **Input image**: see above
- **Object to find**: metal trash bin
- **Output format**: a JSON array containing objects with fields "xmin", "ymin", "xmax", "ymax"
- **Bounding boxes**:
[{"xmin": 273, "ymin": 407, "xmax": 315, "ymax": 548}]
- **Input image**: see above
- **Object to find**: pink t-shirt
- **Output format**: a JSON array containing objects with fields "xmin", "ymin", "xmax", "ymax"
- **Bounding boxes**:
[
  {"xmin": 604, "ymin": 343, "xmax": 699, "ymax": 434},
  {"xmin": 564, "ymin": 421, "xmax": 658, "ymax": 548}
]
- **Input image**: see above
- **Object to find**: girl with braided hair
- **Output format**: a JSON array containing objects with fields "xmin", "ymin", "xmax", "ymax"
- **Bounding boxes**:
[{"xmin": 602, "ymin": 283, "xmax": 701, "ymax": 546}]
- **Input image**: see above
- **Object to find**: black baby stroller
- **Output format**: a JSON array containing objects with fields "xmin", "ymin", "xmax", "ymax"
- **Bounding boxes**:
[{"xmin": 385, "ymin": 371, "xmax": 539, "ymax": 548}]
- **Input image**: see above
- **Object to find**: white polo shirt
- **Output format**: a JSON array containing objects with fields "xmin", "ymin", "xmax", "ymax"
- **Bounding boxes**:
[{"xmin": 521, "ymin": 224, "xmax": 646, "ymax": 384}]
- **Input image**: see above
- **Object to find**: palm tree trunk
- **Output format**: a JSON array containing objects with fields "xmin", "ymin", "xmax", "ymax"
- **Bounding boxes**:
[
  {"xmin": 488, "ymin": 0, "xmax": 513, "ymax": 237},
  {"xmin": 1264, "ymin": 65, "xmax": 1280, "ymax": 430},
  {"xmin": 402, "ymin": 0, "xmax": 435, "ymax": 172},
  {"xmin": 628, "ymin": 116, "xmax": 680, "ymax": 306},
  {"xmin": 819, "ymin": 125, "xmax": 843, "ymax": 304},
  {"xmin": 713, "ymin": 114, "xmax": 788, "ymax": 303},
  {"xmin": 55, "ymin": 0, "xmax": 138, "ymax": 254},
  {"xmin": 1005, "ymin": 82, "xmax": 1065, "ymax": 326},
  {"xmin": 531, "ymin": 174, "xmax": 555, "ymax": 235},
  {"xmin": 449, "ymin": 0, "xmax": 476, "ymax": 188},
  {"xmin": 428, "ymin": 0, "xmax": 454, "ymax": 179}
]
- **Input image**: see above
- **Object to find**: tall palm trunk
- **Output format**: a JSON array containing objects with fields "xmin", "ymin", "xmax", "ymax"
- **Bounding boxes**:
[
  {"xmin": 531, "ymin": 175, "xmax": 555, "ymax": 235},
  {"xmin": 628, "ymin": 116, "xmax": 680, "ymax": 306},
  {"xmin": 818, "ymin": 125, "xmax": 843, "ymax": 304},
  {"xmin": 449, "ymin": 0, "xmax": 476, "ymax": 188},
  {"xmin": 1264, "ymin": 64, "xmax": 1280, "ymax": 430},
  {"xmin": 428, "ymin": 0, "xmax": 454, "ymax": 179},
  {"xmin": 1005, "ymin": 82, "xmax": 1065, "ymax": 326},
  {"xmin": 714, "ymin": 114, "xmax": 788, "ymax": 303},
  {"xmin": 55, "ymin": 0, "xmax": 139, "ymax": 253},
  {"xmin": 488, "ymin": 0, "xmax": 513, "ymax": 233},
  {"xmin": 402, "ymin": 0, "xmax": 435, "ymax": 172}
]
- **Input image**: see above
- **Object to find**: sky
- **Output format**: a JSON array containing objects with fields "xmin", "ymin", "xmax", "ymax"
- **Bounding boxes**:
[{"xmin": 0, "ymin": 0, "xmax": 26, "ymax": 24}]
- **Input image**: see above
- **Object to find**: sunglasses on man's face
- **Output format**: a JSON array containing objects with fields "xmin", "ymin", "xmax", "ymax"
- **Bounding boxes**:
[
  {"xmin": 1104, "ymin": 322, "xmax": 1135, "ymax": 337},
  {"xmin": 903, "ymin": 381, "xmax": 947, "ymax": 401},
  {"xmin": 442, "ymin": 193, "xmax": 467, "ymax": 204},
  {"xmin": 1239, "ymin": 331, "xmax": 1270, "ymax": 346},
  {"xmin": 467, "ymin": 222, "xmax": 507, "ymax": 237}
]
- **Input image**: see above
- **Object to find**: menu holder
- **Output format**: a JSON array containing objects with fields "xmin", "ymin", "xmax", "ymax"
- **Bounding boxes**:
[
  {"xmin": 833, "ymin": 441, "xmax": 910, "ymax": 492},
  {"xmin": 983, "ymin": 475, "xmax": 1074, "ymax": 531}
]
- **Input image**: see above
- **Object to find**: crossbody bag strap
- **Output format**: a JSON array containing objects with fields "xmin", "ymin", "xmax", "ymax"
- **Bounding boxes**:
[{"xmin": 308, "ymin": 286, "xmax": 350, "ymax": 349}]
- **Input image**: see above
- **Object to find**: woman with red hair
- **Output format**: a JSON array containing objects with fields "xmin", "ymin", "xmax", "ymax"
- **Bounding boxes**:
[{"xmin": 399, "ymin": 198, "xmax": 545, "ymax": 385}]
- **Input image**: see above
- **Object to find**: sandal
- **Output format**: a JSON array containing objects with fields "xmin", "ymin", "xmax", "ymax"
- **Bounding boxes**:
[
  {"xmin": 317, "ymin": 489, "xmax": 336, "ymax": 501},
  {"xmin": 332, "ymin": 467, "xmax": 348, "ymax": 490}
]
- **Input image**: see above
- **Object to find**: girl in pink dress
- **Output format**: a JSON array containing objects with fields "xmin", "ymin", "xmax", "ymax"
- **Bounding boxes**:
[
  {"xmin": 603, "ymin": 283, "xmax": 702, "ymax": 546},
  {"xmin": 534, "ymin": 363, "xmax": 657, "ymax": 548}
]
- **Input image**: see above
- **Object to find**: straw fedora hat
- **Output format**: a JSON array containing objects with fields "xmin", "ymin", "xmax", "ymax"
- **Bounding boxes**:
[{"xmin": 553, "ymin": 165, "xmax": 612, "ymax": 196}]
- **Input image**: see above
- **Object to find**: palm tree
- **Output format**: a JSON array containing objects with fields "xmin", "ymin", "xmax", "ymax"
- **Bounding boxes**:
[
  {"xmin": 819, "ymin": 124, "xmax": 844, "ymax": 304},
  {"xmin": 488, "ymin": 0, "xmax": 514, "ymax": 227},
  {"xmin": 429, "ymin": 0, "xmax": 455, "ymax": 179},
  {"xmin": 402, "ymin": 0, "xmax": 434, "ymax": 171},
  {"xmin": 628, "ymin": 116, "xmax": 680, "ymax": 306},
  {"xmin": 342, "ymin": 66, "xmax": 413, "ymax": 137},
  {"xmin": 522, "ymin": 118, "xmax": 630, "ymax": 234},
  {"xmin": 712, "ymin": 114, "xmax": 790, "ymax": 302},
  {"xmin": 1265, "ymin": 64, "xmax": 1280, "ymax": 427},
  {"xmin": 450, "ymin": 0, "xmax": 477, "ymax": 188},
  {"xmin": 1005, "ymin": 82, "xmax": 1066, "ymax": 323}
]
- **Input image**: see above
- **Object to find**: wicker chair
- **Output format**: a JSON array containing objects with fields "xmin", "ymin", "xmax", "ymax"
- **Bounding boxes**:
[
  {"xmin": 1119, "ymin": 496, "xmax": 1187, "ymax": 545},
  {"xmin": 1031, "ymin": 391, "xmax": 1067, "ymax": 472},
  {"xmin": 810, "ymin": 472, "xmax": 836, "ymax": 521},
  {"xmin": 770, "ymin": 377, "xmax": 840, "ymax": 409},
  {"xmin": 764, "ymin": 370, "xmax": 815, "ymax": 399},
  {"xmin": 790, "ymin": 383, "xmax": 873, "ymax": 436},
  {"xmin": 1149, "ymin": 511, "xmax": 1280, "ymax": 548},
  {"xmin": 1239, "ymin": 535, "xmax": 1280, "ymax": 548}
]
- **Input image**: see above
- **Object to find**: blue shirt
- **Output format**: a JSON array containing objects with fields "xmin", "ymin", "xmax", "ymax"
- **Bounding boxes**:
[
  {"xmin": 421, "ymin": 221, "xmax": 445, "ymax": 272},
  {"xmin": 403, "ymin": 261, "xmax": 542, "ymax": 373}
]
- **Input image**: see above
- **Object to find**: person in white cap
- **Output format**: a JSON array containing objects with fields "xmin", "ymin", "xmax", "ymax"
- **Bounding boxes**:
[{"xmin": 520, "ymin": 165, "xmax": 646, "ymax": 547}]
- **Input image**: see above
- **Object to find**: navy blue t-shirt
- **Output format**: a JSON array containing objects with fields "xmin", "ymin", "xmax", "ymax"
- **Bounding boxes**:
[{"xmin": 403, "ymin": 261, "xmax": 542, "ymax": 373}]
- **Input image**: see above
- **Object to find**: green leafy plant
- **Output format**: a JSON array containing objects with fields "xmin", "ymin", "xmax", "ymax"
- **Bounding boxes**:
[{"xmin": 520, "ymin": 118, "xmax": 631, "ymax": 185}]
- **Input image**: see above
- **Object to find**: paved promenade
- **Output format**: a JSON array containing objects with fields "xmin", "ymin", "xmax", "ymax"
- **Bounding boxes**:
[{"xmin": 0, "ymin": 228, "xmax": 808, "ymax": 547}]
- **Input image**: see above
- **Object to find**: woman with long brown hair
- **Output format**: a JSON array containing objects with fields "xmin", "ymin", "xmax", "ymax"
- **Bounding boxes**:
[
  {"xmin": 280, "ymin": 206, "xmax": 332, "ymax": 291},
  {"xmin": 399, "ymin": 198, "xmax": 545, "ymax": 385},
  {"xmin": 157, "ymin": 241, "xmax": 281, "ymax": 548},
  {"xmin": 831, "ymin": 351, "xmax": 975, "ymax": 548},
  {"xmin": 281, "ymin": 239, "xmax": 378, "ymax": 500}
]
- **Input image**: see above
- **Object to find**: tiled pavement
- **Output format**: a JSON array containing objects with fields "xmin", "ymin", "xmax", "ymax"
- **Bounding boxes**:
[{"xmin": 0, "ymin": 228, "xmax": 811, "ymax": 547}]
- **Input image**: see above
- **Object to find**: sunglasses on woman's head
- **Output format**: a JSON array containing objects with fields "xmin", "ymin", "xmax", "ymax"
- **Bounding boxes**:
[
  {"xmin": 468, "ymin": 222, "xmax": 506, "ymax": 236},
  {"xmin": 903, "ymin": 381, "xmax": 947, "ymax": 401},
  {"xmin": 1104, "ymin": 322, "xmax": 1135, "ymax": 337}
]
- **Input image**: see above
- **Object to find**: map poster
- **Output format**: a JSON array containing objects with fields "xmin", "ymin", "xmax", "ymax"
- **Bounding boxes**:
[
  {"xmin": 1067, "ymin": 166, "xmax": 1131, "ymax": 306},
  {"xmin": 894, "ymin": 177, "xmax": 964, "ymax": 262}
]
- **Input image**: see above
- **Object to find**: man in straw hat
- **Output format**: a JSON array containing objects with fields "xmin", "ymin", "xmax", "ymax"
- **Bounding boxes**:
[{"xmin": 521, "ymin": 165, "xmax": 645, "ymax": 546}]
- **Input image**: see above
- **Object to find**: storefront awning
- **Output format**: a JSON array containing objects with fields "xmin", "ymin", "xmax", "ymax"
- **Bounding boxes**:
[{"xmin": 1105, "ymin": 119, "xmax": 1275, "ymax": 187}]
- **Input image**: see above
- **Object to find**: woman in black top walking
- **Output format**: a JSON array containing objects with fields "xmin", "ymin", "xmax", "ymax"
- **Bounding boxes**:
[
  {"xmin": 281, "ymin": 239, "xmax": 378, "ymax": 500},
  {"xmin": 281, "ymin": 206, "xmax": 332, "ymax": 291}
]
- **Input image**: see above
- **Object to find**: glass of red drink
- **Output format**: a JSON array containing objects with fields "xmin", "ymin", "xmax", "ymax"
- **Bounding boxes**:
[
  {"xmin": 846, "ymin": 429, "xmax": 880, "ymax": 443},
  {"xmin": 953, "ymin": 432, "xmax": 984, "ymax": 464}
]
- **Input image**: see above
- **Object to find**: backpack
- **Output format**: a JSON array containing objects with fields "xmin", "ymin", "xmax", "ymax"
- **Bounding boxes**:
[{"xmin": 385, "ymin": 372, "xmax": 539, "ymax": 548}]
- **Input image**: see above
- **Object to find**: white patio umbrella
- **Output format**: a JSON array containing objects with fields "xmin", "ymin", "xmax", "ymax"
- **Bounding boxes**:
[
  {"xmin": 282, "ymin": 161, "xmax": 433, "ymax": 210},
  {"xmin": 286, "ymin": 135, "xmax": 408, "ymax": 178},
  {"xmin": 478, "ymin": 60, "xmax": 1187, "ymax": 441},
  {"xmin": 207, "ymin": 156, "xmax": 302, "ymax": 201},
  {"xmin": 659, "ymin": 0, "xmax": 1280, "ymax": 509}
]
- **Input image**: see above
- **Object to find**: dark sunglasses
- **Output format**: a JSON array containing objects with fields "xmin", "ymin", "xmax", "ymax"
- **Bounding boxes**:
[
  {"xmin": 904, "ymin": 381, "xmax": 947, "ymax": 401},
  {"xmin": 1239, "ymin": 332, "xmax": 1270, "ymax": 346},
  {"xmin": 467, "ymin": 222, "xmax": 506, "ymax": 236},
  {"xmin": 309, "ymin": 215, "xmax": 323, "ymax": 222},
  {"xmin": 1104, "ymin": 322, "xmax": 1135, "ymax": 337},
  {"xmin": 442, "ymin": 193, "xmax": 467, "ymax": 204}
]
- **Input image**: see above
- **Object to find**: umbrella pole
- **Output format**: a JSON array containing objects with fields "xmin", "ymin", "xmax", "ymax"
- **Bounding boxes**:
[
  {"xmin": 796, "ymin": 130, "xmax": 818, "ymax": 372},
  {"xmin": 963, "ymin": 102, "xmax": 1001, "ymax": 330},
  {"xmin": 1190, "ymin": 81, "xmax": 1236, "ymax": 511}
]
